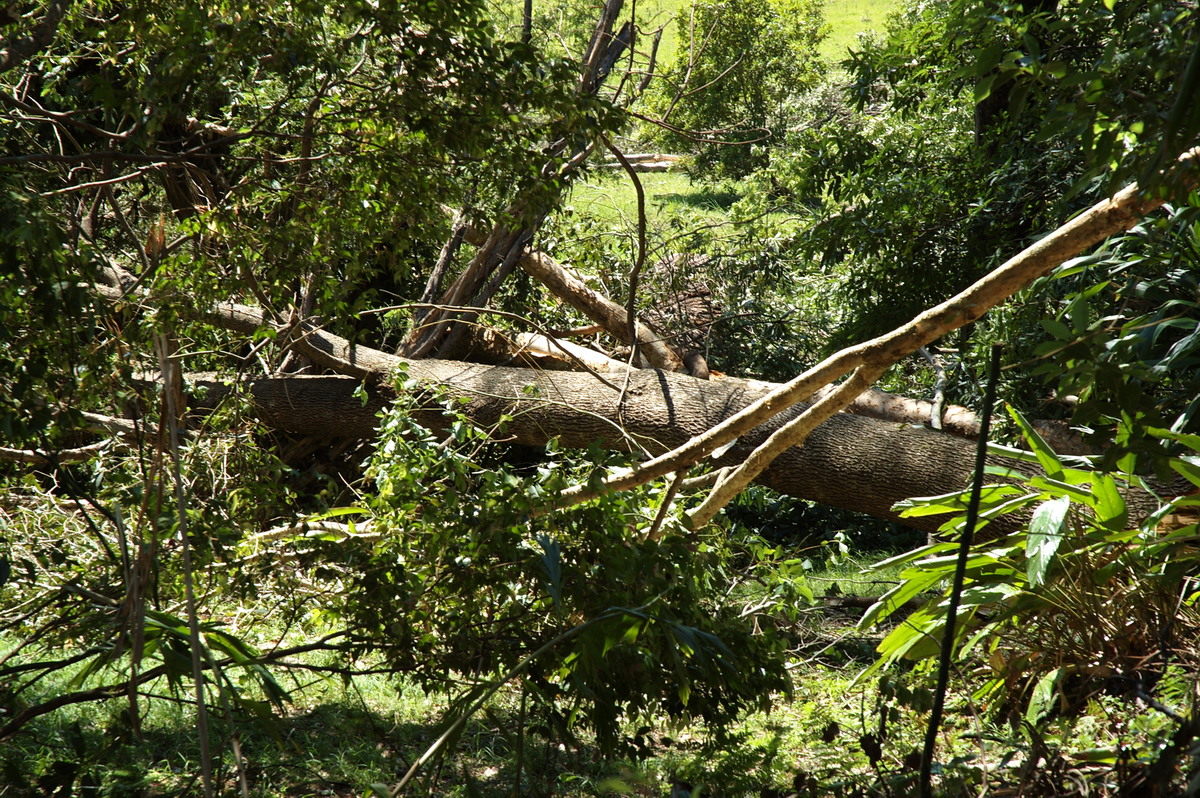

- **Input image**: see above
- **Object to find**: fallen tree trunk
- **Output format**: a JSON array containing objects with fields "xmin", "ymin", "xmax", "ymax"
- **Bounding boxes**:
[
  {"xmin": 91, "ymin": 284, "xmax": 1174, "ymax": 536},
  {"xmin": 182, "ymin": 366, "xmax": 1170, "ymax": 536}
]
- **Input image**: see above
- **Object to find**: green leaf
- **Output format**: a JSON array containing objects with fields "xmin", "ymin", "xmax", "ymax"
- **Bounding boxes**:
[
  {"xmin": 1043, "ymin": 60, "xmax": 1068, "ymax": 79},
  {"xmin": 1026, "ymin": 475, "xmax": 1094, "ymax": 504},
  {"xmin": 1170, "ymin": 457, "xmax": 1200, "ymax": 489},
  {"xmin": 894, "ymin": 485, "xmax": 1022, "ymax": 518},
  {"xmin": 987, "ymin": 442, "xmax": 1097, "ymax": 471},
  {"xmin": 869, "ymin": 541, "xmax": 957, "ymax": 572},
  {"xmin": 1006, "ymin": 405, "xmax": 1065, "ymax": 481},
  {"xmin": 959, "ymin": 584, "xmax": 1019, "ymax": 606},
  {"xmin": 1091, "ymin": 473, "xmax": 1128, "ymax": 530},
  {"xmin": 1026, "ymin": 667, "xmax": 1063, "ymax": 724},
  {"xmin": 860, "ymin": 566, "xmax": 946, "ymax": 628},
  {"xmin": 1027, "ymin": 496, "xmax": 1070, "ymax": 587},
  {"xmin": 974, "ymin": 72, "xmax": 998, "ymax": 104},
  {"xmin": 537, "ymin": 534, "xmax": 564, "ymax": 614},
  {"xmin": 1149, "ymin": 427, "xmax": 1200, "ymax": 455},
  {"xmin": 1040, "ymin": 317, "xmax": 1073, "ymax": 340},
  {"xmin": 307, "ymin": 506, "xmax": 369, "ymax": 521},
  {"xmin": 935, "ymin": 493, "xmax": 1041, "ymax": 537}
]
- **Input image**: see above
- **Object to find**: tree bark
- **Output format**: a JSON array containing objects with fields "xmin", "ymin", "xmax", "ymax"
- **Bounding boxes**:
[
  {"xmin": 91, "ymin": 283, "xmax": 1179, "ymax": 536},
  {"xmin": 181, "ymin": 366, "xmax": 1170, "ymax": 537}
]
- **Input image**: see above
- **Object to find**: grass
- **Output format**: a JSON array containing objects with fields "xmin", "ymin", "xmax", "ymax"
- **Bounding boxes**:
[
  {"xmin": 4, "ymin": 617, "xmax": 1177, "ymax": 796},
  {"xmin": 820, "ymin": 0, "xmax": 901, "ymax": 62},
  {"xmin": 507, "ymin": 0, "xmax": 901, "ymax": 72},
  {"xmin": 565, "ymin": 171, "xmax": 741, "ymax": 228},
  {"xmin": 556, "ymin": 0, "xmax": 904, "ymax": 232},
  {"xmin": 630, "ymin": 0, "xmax": 904, "ymax": 68}
]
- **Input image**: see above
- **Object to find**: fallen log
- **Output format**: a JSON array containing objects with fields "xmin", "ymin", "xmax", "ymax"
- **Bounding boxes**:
[{"xmin": 180, "ymin": 367, "xmax": 1174, "ymax": 537}]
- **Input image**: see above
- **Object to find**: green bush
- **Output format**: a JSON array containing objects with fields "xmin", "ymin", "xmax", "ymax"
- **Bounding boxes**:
[
  {"xmin": 647, "ymin": 0, "xmax": 828, "ymax": 177},
  {"xmin": 302, "ymin": 374, "xmax": 793, "ymax": 759},
  {"xmin": 861, "ymin": 409, "xmax": 1200, "ymax": 732}
]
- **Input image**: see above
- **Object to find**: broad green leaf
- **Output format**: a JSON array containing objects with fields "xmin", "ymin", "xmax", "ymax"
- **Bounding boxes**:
[
  {"xmin": 893, "ymin": 490, "xmax": 971, "ymax": 517},
  {"xmin": 1027, "ymin": 496, "xmax": 1070, "ymax": 587},
  {"xmin": 958, "ymin": 584, "xmax": 1019, "ymax": 605},
  {"xmin": 677, "ymin": 680, "xmax": 691, "ymax": 707},
  {"xmin": 869, "ymin": 541, "xmax": 957, "ymax": 572},
  {"xmin": 1170, "ymin": 456, "xmax": 1200, "ymax": 489},
  {"xmin": 1040, "ymin": 317, "xmax": 1072, "ymax": 340},
  {"xmin": 537, "ymin": 534, "xmax": 564, "ymax": 614},
  {"xmin": 975, "ymin": 73, "xmax": 998, "ymax": 103},
  {"xmin": 144, "ymin": 609, "xmax": 191, "ymax": 636},
  {"xmin": 985, "ymin": 463, "xmax": 1026, "ymax": 480},
  {"xmin": 1043, "ymin": 60, "xmax": 1068, "ymax": 79},
  {"xmin": 860, "ymin": 566, "xmax": 946, "ymax": 628},
  {"xmin": 307, "ymin": 506, "xmax": 369, "ymax": 521},
  {"xmin": 895, "ymin": 485, "xmax": 1022, "ymax": 518},
  {"xmin": 1026, "ymin": 668, "xmax": 1063, "ymax": 724},
  {"xmin": 874, "ymin": 606, "xmax": 946, "ymax": 666},
  {"xmin": 935, "ymin": 493, "xmax": 1041, "ymax": 536},
  {"xmin": 1007, "ymin": 405, "xmax": 1065, "ymax": 481},
  {"xmin": 1091, "ymin": 473, "xmax": 1128, "ymax": 530},
  {"xmin": 987, "ymin": 442, "xmax": 1097, "ymax": 471},
  {"xmin": 1026, "ymin": 475, "xmax": 1094, "ymax": 504}
]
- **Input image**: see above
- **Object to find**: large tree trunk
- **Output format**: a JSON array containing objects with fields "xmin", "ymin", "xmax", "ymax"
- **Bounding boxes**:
[
  {"xmin": 184, "ymin": 365, "xmax": 1168, "ymax": 536},
  {"xmin": 94, "ymin": 145, "xmax": 1199, "ymax": 537}
]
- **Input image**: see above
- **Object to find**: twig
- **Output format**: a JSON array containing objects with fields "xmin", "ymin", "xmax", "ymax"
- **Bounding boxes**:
[
  {"xmin": 156, "ymin": 333, "xmax": 215, "ymax": 798},
  {"xmin": 920, "ymin": 344, "xmax": 1002, "ymax": 798},
  {"xmin": 646, "ymin": 471, "xmax": 685, "ymax": 542},
  {"xmin": 600, "ymin": 134, "xmax": 650, "ymax": 368}
]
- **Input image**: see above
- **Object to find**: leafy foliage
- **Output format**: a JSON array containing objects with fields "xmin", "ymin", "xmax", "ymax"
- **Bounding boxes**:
[
  {"xmin": 847, "ymin": 0, "xmax": 1199, "ymax": 184},
  {"xmin": 4, "ymin": 0, "xmax": 1200, "ymax": 792},
  {"xmin": 1026, "ymin": 198, "xmax": 1200, "ymax": 466},
  {"xmin": 0, "ymin": 206, "xmax": 95, "ymax": 449},
  {"xmin": 733, "ymin": 0, "xmax": 1198, "ymax": 351},
  {"xmin": 648, "ymin": 0, "xmax": 828, "ymax": 177},
  {"xmin": 863, "ymin": 409, "xmax": 1200, "ymax": 734},
  {"xmin": 289, "ymin": 377, "xmax": 793, "ymax": 758}
]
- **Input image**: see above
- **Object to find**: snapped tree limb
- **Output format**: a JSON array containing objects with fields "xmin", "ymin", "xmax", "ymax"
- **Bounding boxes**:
[
  {"xmin": 553, "ymin": 146, "xmax": 1200, "ymax": 517},
  {"xmin": 89, "ymin": 288, "xmax": 1173, "ymax": 537}
]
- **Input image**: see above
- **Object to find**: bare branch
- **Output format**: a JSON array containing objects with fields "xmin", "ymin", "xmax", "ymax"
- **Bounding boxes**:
[
  {"xmin": 519, "ymin": 250, "xmax": 685, "ymax": 371},
  {"xmin": 0, "ymin": 441, "xmax": 109, "ymax": 464},
  {"xmin": 551, "ymin": 146, "xmax": 1200, "ymax": 513},
  {"xmin": 600, "ymin": 134, "xmax": 654, "ymax": 369}
]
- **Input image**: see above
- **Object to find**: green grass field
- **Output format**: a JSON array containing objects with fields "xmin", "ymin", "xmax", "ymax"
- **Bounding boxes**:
[
  {"xmin": 820, "ymin": 0, "xmax": 899, "ymax": 61},
  {"xmin": 564, "ymin": 0, "xmax": 902, "ymax": 228}
]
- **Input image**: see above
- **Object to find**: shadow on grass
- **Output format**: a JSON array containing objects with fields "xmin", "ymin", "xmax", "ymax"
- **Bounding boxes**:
[
  {"xmin": 656, "ymin": 186, "xmax": 742, "ymax": 212},
  {"xmin": 0, "ymin": 691, "xmax": 631, "ymax": 797}
]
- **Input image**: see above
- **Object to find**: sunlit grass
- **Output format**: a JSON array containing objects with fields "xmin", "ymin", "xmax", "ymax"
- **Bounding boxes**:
[
  {"xmin": 566, "ymin": 170, "xmax": 736, "ymax": 227},
  {"xmin": 821, "ymin": 0, "xmax": 900, "ymax": 62}
]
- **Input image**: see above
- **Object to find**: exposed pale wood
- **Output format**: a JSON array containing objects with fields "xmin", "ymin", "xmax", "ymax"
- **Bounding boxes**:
[
  {"xmin": 552, "ymin": 147, "xmax": 1199, "ymax": 523},
  {"xmin": 518, "ymin": 250, "xmax": 686, "ymax": 372}
]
